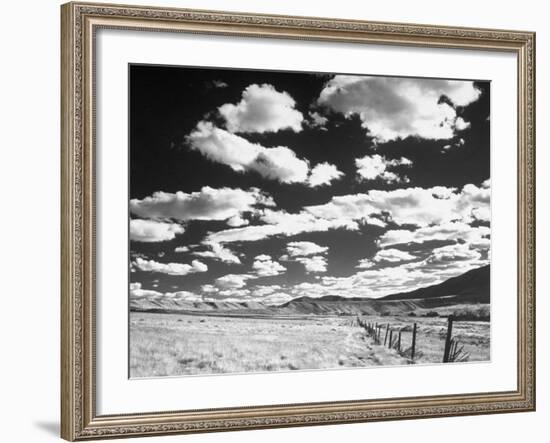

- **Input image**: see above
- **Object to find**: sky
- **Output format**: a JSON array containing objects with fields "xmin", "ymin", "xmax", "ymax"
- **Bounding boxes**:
[{"xmin": 129, "ymin": 64, "xmax": 490, "ymax": 305}]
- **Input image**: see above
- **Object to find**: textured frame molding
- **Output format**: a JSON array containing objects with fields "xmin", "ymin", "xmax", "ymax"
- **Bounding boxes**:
[{"xmin": 61, "ymin": 2, "xmax": 536, "ymax": 440}]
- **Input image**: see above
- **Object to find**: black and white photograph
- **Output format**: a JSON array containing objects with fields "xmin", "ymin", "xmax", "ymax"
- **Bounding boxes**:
[{"xmin": 128, "ymin": 64, "xmax": 491, "ymax": 378}]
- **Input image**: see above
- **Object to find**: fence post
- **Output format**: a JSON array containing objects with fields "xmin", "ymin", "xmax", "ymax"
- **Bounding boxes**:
[
  {"xmin": 384, "ymin": 323, "xmax": 390, "ymax": 346},
  {"xmin": 443, "ymin": 315, "xmax": 454, "ymax": 363},
  {"xmin": 449, "ymin": 338, "xmax": 456, "ymax": 360},
  {"xmin": 388, "ymin": 330, "xmax": 393, "ymax": 349},
  {"xmin": 411, "ymin": 323, "xmax": 417, "ymax": 361},
  {"xmin": 397, "ymin": 331, "xmax": 402, "ymax": 352}
]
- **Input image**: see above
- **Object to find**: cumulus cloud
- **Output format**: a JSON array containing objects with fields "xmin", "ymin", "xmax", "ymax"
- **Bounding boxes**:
[
  {"xmin": 202, "ymin": 183, "xmax": 488, "ymax": 247},
  {"xmin": 334, "ymin": 268, "xmax": 427, "ymax": 297},
  {"xmin": 217, "ymin": 289, "xmax": 252, "ymax": 298},
  {"xmin": 290, "ymin": 266, "xmax": 440, "ymax": 299},
  {"xmin": 130, "ymin": 283, "xmax": 203, "ymax": 302},
  {"xmin": 129, "ymin": 282, "xmax": 141, "ymax": 292},
  {"xmin": 196, "ymin": 283, "xmax": 292, "ymax": 304},
  {"xmin": 169, "ymin": 291, "xmax": 205, "ymax": 302},
  {"xmin": 251, "ymin": 285, "xmax": 282, "ymax": 297},
  {"xmin": 264, "ymin": 209, "xmax": 358, "ymax": 232},
  {"xmin": 375, "ymin": 248, "xmax": 417, "ymax": 262},
  {"xmin": 284, "ymin": 242, "xmax": 330, "ymax": 273},
  {"xmin": 317, "ymin": 75, "xmax": 481, "ymax": 142},
  {"xmin": 460, "ymin": 181, "xmax": 491, "ymax": 222},
  {"xmin": 356, "ymin": 259, "xmax": 375, "ymax": 269},
  {"xmin": 404, "ymin": 245, "xmax": 488, "ymax": 284},
  {"xmin": 187, "ymin": 122, "xmax": 343, "ymax": 187},
  {"xmin": 130, "ymin": 282, "xmax": 163, "ymax": 298},
  {"xmin": 307, "ymin": 162, "xmax": 344, "ymax": 187},
  {"xmin": 130, "ymin": 186, "xmax": 273, "ymax": 222},
  {"xmin": 202, "ymin": 283, "xmax": 293, "ymax": 305},
  {"xmin": 455, "ymin": 117, "xmax": 471, "ymax": 131},
  {"xmin": 187, "ymin": 122, "xmax": 261, "ymax": 170},
  {"xmin": 357, "ymin": 248, "xmax": 417, "ymax": 269},
  {"xmin": 193, "ymin": 242, "xmax": 241, "ymax": 264},
  {"xmin": 226, "ymin": 215, "xmax": 250, "ymax": 227},
  {"xmin": 355, "ymin": 154, "xmax": 412, "ymax": 183},
  {"xmin": 200, "ymin": 284, "xmax": 218, "ymax": 293},
  {"xmin": 306, "ymin": 183, "xmax": 490, "ymax": 228},
  {"xmin": 262, "ymin": 292, "xmax": 294, "ymax": 305},
  {"xmin": 426, "ymin": 243, "xmax": 481, "ymax": 264},
  {"xmin": 286, "ymin": 241, "xmax": 329, "ymax": 257},
  {"xmin": 251, "ymin": 147, "xmax": 310, "ymax": 184},
  {"xmin": 218, "ymin": 84, "xmax": 304, "ymax": 134},
  {"xmin": 130, "ymin": 219, "xmax": 185, "ymax": 242},
  {"xmin": 307, "ymin": 111, "xmax": 328, "ymax": 129},
  {"xmin": 378, "ymin": 221, "xmax": 490, "ymax": 248},
  {"xmin": 252, "ymin": 254, "xmax": 287, "ymax": 277},
  {"xmin": 215, "ymin": 274, "xmax": 254, "ymax": 289},
  {"xmin": 295, "ymin": 255, "xmax": 328, "ymax": 273},
  {"xmin": 174, "ymin": 246, "xmax": 189, "ymax": 253},
  {"xmin": 207, "ymin": 209, "xmax": 358, "ymax": 244},
  {"xmin": 133, "ymin": 257, "xmax": 208, "ymax": 276},
  {"xmin": 187, "ymin": 122, "xmax": 310, "ymax": 183}
]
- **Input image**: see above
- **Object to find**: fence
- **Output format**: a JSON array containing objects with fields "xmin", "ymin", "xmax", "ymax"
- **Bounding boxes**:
[{"xmin": 354, "ymin": 315, "xmax": 469, "ymax": 363}]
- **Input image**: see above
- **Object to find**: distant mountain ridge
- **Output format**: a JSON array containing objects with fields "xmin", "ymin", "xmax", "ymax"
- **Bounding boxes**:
[
  {"xmin": 130, "ymin": 298, "xmax": 267, "ymax": 312},
  {"xmin": 281, "ymin": 265, "xmax": 490, "ymax": 305},
  {"xmin": 274, "ymin": 265, "xmax": 489, "ymax": 316},
  {"xmin": 381, "ymin": 265, "xmax": 489, "ymax": 302},
  {"xmin": 130, "ymin": 265, "xmax": 490, "ymax": 316}
]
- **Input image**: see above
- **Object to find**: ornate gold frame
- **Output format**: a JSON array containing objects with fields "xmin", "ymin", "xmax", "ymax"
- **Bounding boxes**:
[{"xmin": 61, "ymin": 2, "xmax": 536, "ymax": 440}]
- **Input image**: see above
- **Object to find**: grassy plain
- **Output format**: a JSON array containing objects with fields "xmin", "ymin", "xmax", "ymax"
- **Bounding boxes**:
[
  {"xmin": 357, "ymin": 314, "xmax": 490, "ymax": 363},
  {"xmin": 129, "ymin": 310, "xmax": 490, "ymax": 378}
]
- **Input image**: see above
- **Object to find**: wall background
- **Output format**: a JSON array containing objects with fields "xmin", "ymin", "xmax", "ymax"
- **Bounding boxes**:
[{"xmin": 0, "ymin": 1, "xmax": 546, "ymax": 442}]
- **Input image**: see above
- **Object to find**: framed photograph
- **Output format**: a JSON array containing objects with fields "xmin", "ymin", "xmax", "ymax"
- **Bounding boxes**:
[{"xmin": 61, "ymin": 1, "xmax": 536, "ymax": 440}]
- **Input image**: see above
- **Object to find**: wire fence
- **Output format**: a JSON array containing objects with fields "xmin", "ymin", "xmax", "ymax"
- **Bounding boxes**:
[{"xmin": 354, "ymin": 315, "xmax": 470, "ymax": 363}]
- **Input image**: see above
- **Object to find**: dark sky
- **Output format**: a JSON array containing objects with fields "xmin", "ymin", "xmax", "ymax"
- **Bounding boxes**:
[{"xmin": 129, "ymin": 64, "xmax": 490, "ymax": 304}]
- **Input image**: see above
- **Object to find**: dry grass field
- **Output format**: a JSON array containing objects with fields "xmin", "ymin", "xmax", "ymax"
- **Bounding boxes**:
[
  {"xmin": 357, "ymin": 314, "xmax": 490, "ymax": 364},
  {"xmin": 129, "ymin": 310, "xmax": 490, "ymax": 378}
]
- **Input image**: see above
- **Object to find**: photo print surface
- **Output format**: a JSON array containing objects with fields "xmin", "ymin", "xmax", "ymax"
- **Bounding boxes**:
[{"xmin": 129, "ymin": 65, "xmax": 490, "ymax": 378}]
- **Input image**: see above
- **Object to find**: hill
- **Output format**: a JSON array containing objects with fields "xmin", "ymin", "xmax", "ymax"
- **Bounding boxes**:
[
  {"xmin": 276, "ymin": 265, "xmax": 489, "ymax": 316},
  {"xmin": 130, "ymin": 298, "xmax": 267, "ymax": 313},
  {"xmin": 381, "ymin": 265, "xmax": 489, "ymax": 302},
  {"xmin": 130, "ymin": 265, "xmax": 490, "ymax": 317}
]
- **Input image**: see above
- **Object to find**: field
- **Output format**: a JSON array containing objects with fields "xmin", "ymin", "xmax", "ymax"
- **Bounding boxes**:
[{"xmin": 129, "ymin": 310, "xmax": 490, "ymax": 378}]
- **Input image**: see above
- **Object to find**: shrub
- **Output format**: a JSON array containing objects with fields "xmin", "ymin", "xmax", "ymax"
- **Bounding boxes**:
[{"xmin": 451, "ymin": 305, "xmax": 490, "ymax": 321}]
